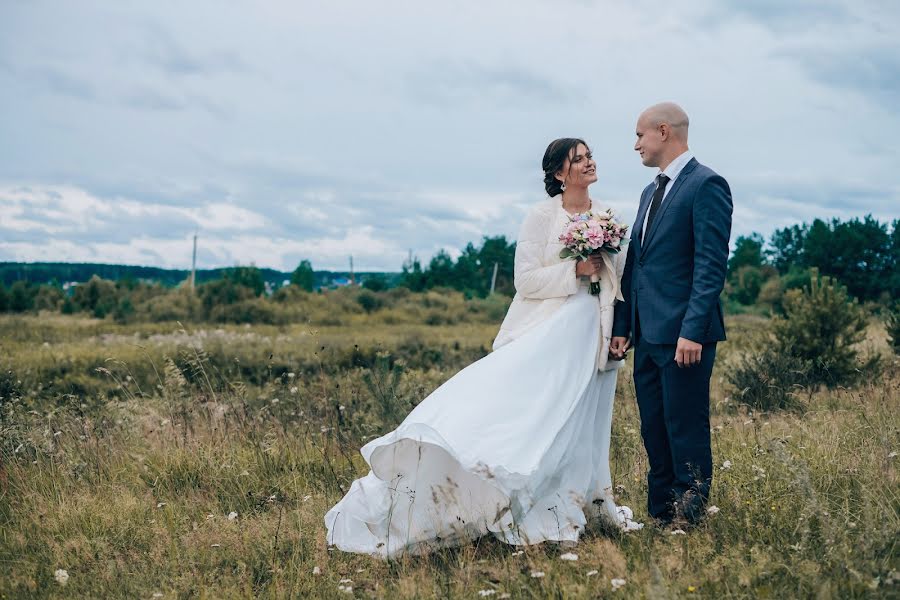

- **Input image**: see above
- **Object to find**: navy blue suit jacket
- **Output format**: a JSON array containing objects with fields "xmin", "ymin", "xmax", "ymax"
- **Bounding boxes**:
[{"xmin": 613, "ymin": 158, "xmax": 733, "ymax": 345}]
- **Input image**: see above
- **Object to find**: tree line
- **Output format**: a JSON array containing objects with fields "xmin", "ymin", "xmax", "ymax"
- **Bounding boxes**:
[{"xmin": 0, "ymin": 215, "xmax": 895, "ymax": 321}]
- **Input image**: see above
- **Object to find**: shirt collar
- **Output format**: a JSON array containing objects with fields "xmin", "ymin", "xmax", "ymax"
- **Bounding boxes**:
[{"xmin": 659, "ymin": 150, "xmax": 694, "ymax": 183}]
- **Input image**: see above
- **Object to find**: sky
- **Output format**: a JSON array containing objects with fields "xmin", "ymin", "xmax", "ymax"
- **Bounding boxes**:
[{"xmin": 1, "ymin": 0, "xmax": 898, "ymax": 272}]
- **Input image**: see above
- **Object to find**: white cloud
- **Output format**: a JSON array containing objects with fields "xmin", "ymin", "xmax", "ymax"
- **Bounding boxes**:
[{"xmin": 0, "ymin": 0, "xmax": 897, "ymax": 271}]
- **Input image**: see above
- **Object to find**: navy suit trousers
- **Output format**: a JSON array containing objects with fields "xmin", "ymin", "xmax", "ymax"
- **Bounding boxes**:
[{"xmin": 633, "ymin": 327, "xmax": 716, "ymax": 522}]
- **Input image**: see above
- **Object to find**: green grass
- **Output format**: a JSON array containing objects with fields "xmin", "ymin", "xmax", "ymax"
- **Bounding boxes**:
[{"xmin": 0, "ymin": 313, "xmax": 897, "ymax": 598}]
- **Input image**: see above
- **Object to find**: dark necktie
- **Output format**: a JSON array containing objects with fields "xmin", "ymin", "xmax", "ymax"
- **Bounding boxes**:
[{"xmin": 642, "ymin": 174, "xmax": 670, "ymax": 243}]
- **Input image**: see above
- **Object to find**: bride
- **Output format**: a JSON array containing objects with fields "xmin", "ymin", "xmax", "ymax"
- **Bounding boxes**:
[{"xmin": 325, "ymin": 138, "xmax": 642, "ymax": 557}]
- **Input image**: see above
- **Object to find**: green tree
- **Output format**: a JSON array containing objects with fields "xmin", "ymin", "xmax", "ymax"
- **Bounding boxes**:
[
  {"xmin": 768, "ymin": 223, "xmax": 806, "ymax": 272},
  {"xmin": 290, "ymin": 260, "xmax": 315, "ymax": 292},
  {"xmin": 362, "ymin": 275, "xmax": 389, "ymax": 292},
  {"xmin": 223, "ymin": 266, "xmax": 265, "ymax": 296},
  {"xmin": 399, "ymin": 258, "xmax": 428, "ymax": 292},
  {"xmin": 8, "ymin": 281, "xmax": 34, "ymax": 312},
  {"xmin": 0, "ymin": 284, "xmax": 8, "ymax": 312},
  {"xmin": 728, "ymin": 233, "xmax": 766, "ymax": 273}
]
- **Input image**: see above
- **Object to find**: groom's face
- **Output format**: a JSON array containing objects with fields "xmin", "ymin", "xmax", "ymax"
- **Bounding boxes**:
[{"xmin": 634, "ymin": 115, "xmax": 663, "ymax": 168}]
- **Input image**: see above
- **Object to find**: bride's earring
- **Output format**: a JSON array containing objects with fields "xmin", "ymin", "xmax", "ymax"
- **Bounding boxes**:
[{"xmin": 561, "ymin": 181, "xmax": 566, "ymax": 192}]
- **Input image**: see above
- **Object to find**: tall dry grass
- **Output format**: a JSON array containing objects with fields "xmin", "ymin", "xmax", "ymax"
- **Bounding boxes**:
[{"xmin": 0, "ymin": 313, "xmax": 897, "ymax": 598}]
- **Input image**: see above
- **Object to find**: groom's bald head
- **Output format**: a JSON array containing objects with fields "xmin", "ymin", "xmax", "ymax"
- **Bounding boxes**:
[
  {"xmin": 641, "ymin": 102, "xmax": 690, "ymax": 142},
  {"xmin": 634, "ymin": 102, "xmax": 691, "ymax": 169}
]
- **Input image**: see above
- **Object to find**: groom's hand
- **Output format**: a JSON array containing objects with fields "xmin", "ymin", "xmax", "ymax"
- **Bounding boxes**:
[
  {"xmin": 609, "ymin": 336, "xmax": 631, "ymax": 360},
  {"xmin": 675, "ymin": 337, "xmax": 702, "ymax": 368}
]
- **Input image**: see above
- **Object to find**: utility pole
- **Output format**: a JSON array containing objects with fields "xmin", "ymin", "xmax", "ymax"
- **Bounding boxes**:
[
  {"xmin": 349, "ymin": 255, "xmax": 355, "ymax": 285},
  {"xmin": 490, "ymin": 262, "xmax": 499, "ymax": 295},
  {"xmin": 190, "ymin": 233, "xmax": 198, "ymax": 290}
]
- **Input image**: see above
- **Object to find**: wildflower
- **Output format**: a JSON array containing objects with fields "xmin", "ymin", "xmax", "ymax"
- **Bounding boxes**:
[
  {"xmin": 337, "ymin": 584, "xmax": 353, "ymax": 594},
  {"xmin": 688, "ymin": 585, "xmax": 697, "ymax": 592},
  {"xmin": 303, "ymin": 495, "xmax": 312, "ymax": 502},
  {"xmin": 206, "ymin": 514, "xmax": 215, "ymax": 520},
  {"xmin": 157, "ymin": 502, "xmax": 167, "ymax": 508},
  {"xmin": 228, "ymin": 511, "xmax": 238, "ymax": 520},
  {"xmin": 511, "ymin": 550, "xmax": 524, "ymax": 556},
  {"xmin": 560, "ymin": 552, "xmax": 578, "ymax": 561},
  {"xmin": 478, "ymin": 591, "xmax": 496, "ymax": 597},
  {"xmin": 671, "ymin": 529, "xmax": 686, "ymax": 535},
  {"xmin": 530, "ymin": 571, "xmax": 545, "ymax": 578},
  {"xmin": 54, "ymin": 569, "xmax": 69, "ymax": 586},
  {"xmin": 339, "ymin": 578, "xmax": 353, "ymax": 584},
  {"xmin": 290, "ymin": 387, "xmax": 298, "ymax": 394},
  {"xmin": 586, "ymin": 570, "xmax": 598, "ymax": 576},
  {"xmin": 706, "ymin": 505, "xmax": 720, "ymax": 515},
  {"xmin": 889, "ymin": 451, "xmax": 898, "ymax": 458},
  {"xmin": 210, "ymin": 544, "xmax": 221, "ymax": 548},
  {"xmin": 271, "ymin": 398, "xmax": 280, "ymax": 404},
  {"xmin": 721, "ymin": 460, "xmax": 732, "ymax": 470},
  {"xmin": 312, "ymin": 566, "xmax": 321, "ymax": 575},
  {"xmin": 152, "ymin": 593, "xmax": 163, "ymax": 598},
  {"xmin": 611, "ymin": 578, "xmax": 626, "ymax": 591},
  {"xmin": 287, "ymin": 372, "xmax": 296, "ymax": 379}
]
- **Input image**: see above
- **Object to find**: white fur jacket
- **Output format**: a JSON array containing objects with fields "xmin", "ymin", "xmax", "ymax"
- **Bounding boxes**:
[{"xmin": 493, "ymin": 198, "xmax": 627, "ymax": 372}]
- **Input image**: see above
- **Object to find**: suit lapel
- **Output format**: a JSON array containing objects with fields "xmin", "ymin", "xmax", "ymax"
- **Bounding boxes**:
[
  {"xmin": 632, "ymin": 186, "xmax": 654, "ymax": 254},
  {"xmin": 641, "ymin": 158, "xmax": 699, "ymax": 254}
]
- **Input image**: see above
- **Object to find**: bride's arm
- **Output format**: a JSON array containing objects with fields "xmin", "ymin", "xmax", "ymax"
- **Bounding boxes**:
[{"xmin": 514, "ymin": 207, "xmax": 579, "ymax": 300}]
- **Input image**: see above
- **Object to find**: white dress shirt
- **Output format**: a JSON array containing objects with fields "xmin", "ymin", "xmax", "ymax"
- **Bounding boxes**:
[{"xmin": 641, "ymin": 150, "xmax": 695, "ymax": 239}]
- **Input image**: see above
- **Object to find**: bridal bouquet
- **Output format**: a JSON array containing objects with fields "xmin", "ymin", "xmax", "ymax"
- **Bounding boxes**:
[{"xmin": 559, "ymin": 209, "xmax": 629, "ymax": 295}]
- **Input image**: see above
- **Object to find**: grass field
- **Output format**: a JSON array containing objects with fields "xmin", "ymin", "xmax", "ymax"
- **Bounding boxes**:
[{"xmin": 1, "ymin": 310, "xmax": 897, "ymax": 598}]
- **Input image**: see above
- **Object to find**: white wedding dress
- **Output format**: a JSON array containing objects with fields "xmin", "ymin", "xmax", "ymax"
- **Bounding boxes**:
[{"xmin": 325, "ymin": 279, "xmax": 641, "ymax": 557}]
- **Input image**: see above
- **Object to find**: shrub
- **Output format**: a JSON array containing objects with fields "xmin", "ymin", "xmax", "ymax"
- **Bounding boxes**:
[
  {"xmin": 356, "ymin": 290, "xmax": 384, "ymax": 314},
  {"xmin": 887, "ymin": 302, "xmax": 900, "ymax": 355},
  {"xmin": 774, "ymin": 271, "xmax": 874, "ymax": 387},
  {"xmin": 727, "ymin": 347, "xmax": 811, "ymax": 412}
]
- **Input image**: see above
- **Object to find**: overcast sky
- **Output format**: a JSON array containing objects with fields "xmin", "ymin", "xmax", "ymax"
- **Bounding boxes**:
[{"xmin": 1, "ymin": 0, "xmax": 898, "ymax": 271}]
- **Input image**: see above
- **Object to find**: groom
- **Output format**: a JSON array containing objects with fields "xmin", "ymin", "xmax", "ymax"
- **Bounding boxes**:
[{"xmin": 610, "ymin": 102, "xmax": 732, "ymax": 526}]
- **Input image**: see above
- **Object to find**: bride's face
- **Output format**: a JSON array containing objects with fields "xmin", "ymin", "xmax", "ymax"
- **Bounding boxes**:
[{"xmin": 557, "ymin": 143, "xmax": 597, "ymax": 189}]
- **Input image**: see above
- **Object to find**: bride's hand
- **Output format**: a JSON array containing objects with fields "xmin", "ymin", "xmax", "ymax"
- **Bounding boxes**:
[{"xmin": 575, "ymin": 256, "xmax": 603, "ymax": 277}]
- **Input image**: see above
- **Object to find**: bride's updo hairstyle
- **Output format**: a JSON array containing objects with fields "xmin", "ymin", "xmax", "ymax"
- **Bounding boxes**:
[{"xmin": 542, "ymin": 137, "xmax": 588, "ymax": 197}]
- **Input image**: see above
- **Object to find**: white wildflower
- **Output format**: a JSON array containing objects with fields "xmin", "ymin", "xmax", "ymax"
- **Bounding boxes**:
[
  {"xmin": 611, "ymin": 577, "xmax": 627, "ymax": 591},
  {"xmin": 290, "ymin": 387, "xmax": 298, "ymax": 394},
  {"xmin": 530, "ymin": 571, "xmax": 545, "ymax": 578},
  {"xmin": 287, "ymin": 372, "xmax": 296, "ymax": 379},
  {"xmin": 303, "ymin": 495, "xmax": 312, "ymax": 502},
  {"xmin": 339, "ymin": 578, "xmax": 353, "ymax": 584},
  {"xmin": 152, "ymin": 593, "xmax": 163, "ymax": 598},
  {"xmin": 560, "ymin": 552, "xmax": 578, "ymax": 561},
  {"xmin": 706, "ymin": 505, "xmax": 720, "ymax": 515},
  {"xmin": 228, "ymin": 511, "xmax": 238, "ymax": 520},
  {"xmin": 337, "ymin": 584, "xmax": 353, "ymax": 594},
  {"xmin": 721, "ymin": 460, "xmax": 732, "ymax": 470},
  {"xmin": 586, "ymin": 570, "xmax": 598, "ymax": 577},
  {"xmin": 312, "ymin": 566, "xmax": 321, "ymax": 575},
  {"xmin": 477, "ymin": 591, "xmax": 496, "ymax": 597},
  {"xmin": 671, "ymin": 529, "xmax": 686, "ymax": 535},
  {"xmin": 511, "ymin": 550, "xmax": 524, "ymax": 556},
  {"xmin": 888, "ymin": 451, "xmax": 898, "ymax": 458},
  {"xmin": 54, "ymin": 569, "xmax": 69, "ymax": 585},
  {"xmin": 210, "ymin": 544, "xmax": 221, "ymax": 548},
  {"xmin": 206, "ymin": 514, "xmax": 215, "ymax": 520},
  {"xmin": 156, "ymin": 502, "xmax": 167, "ymax": 508}
]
